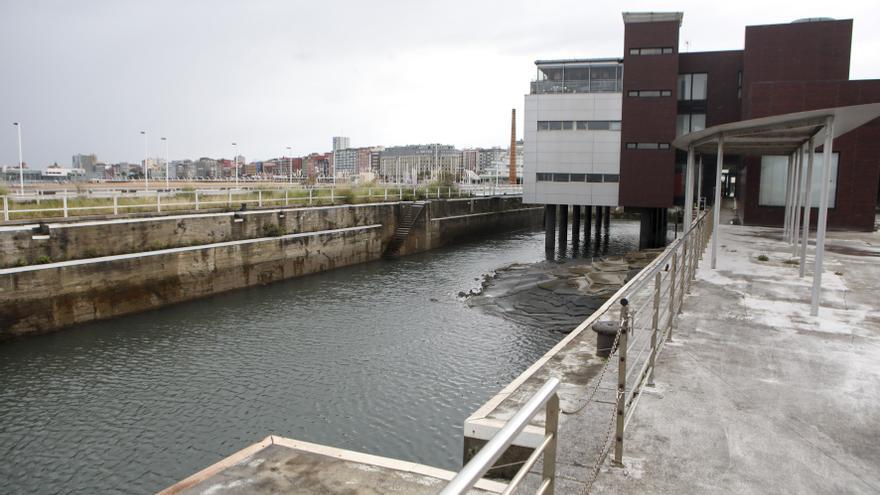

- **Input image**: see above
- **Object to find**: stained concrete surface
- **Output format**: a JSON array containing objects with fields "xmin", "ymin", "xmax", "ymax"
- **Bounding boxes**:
[
  {"xmin": 165, "ymin": 437, "xmax": 505, "ymax": 494},
  {"xmin": 583, "ymin": 223, "xmax": 880, "ymax": 494}
]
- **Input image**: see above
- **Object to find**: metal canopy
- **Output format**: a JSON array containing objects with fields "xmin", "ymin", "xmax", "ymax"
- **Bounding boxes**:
[{"xmin": 673, "ymin": 103, "xmax": 880, "ymax": 154}]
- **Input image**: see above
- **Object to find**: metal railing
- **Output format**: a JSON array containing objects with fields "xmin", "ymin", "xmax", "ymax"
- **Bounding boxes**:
[
  {"xmin": 0, "ymin": 185, "xmax": 523, "ymax": 222},
  {"xmin": 441, "ymin": 378, "xmax": 560, "ymax": 495}
]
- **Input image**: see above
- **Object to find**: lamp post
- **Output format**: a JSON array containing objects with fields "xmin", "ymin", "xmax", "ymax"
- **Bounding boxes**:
[
  {"xmin": 12, "ymin": 122, "xmax": 23, "ymax": 195},
  {"xmin": 286, "ymin": 146, "xmax": 293, "ymax": 184},
  {"xmin": 231, "ymin": 142, "xmax": 238, "ymax": 187},
  {"xmin": 161, "ymin": 137, "xmax": 169, "ymax": 189},
  {"xmin": 140, "ymin": 131, "xmax": 149, "ymax": 190}
]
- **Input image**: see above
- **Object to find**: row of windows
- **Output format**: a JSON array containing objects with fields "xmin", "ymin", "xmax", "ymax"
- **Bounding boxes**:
[
  {"xmin": 676, "ymin": 113, "xmax": 707, "ymax": 137},
  {"xmin": 629, "ymin": 47, "xmax": 674, "ymax": 55},
  {"xmin": 537, "ymin": 120, "xmax": 622, "ymax": 131},
  {"xmin": 628, "ymin": 90, "xmax": 672, "ymax": 98},
  {"xmin": 625, "ymin": 142, "xmax": 671, "ymax": 150},
  {"xmin": 536, "ymin": 173, "xmax": 620, "ymax": 183}
]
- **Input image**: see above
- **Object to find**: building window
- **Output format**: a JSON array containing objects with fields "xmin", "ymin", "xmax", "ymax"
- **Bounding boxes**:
[
  {"xmin": 759, "ymin": 154, "xmax": 838, "ymax": 207},
  {"xmin": 552, "ymin": 173, "xmax": 569, "ymax": 182},
  {"xmin": 570, "ymin": 173, "xmax": 586, "ymax": 182},
  {"xmin": 628, "ymin": 90, "xmax": 672, "ymax": 97},
  {"xmin": 629, "ymin": 47, "xmax": 674, "ymax": 55},
  {"xmin": 603, "ymin": 174, "xmax": 620, "ymax": 183},
  {"xmin": 535, "ymin": 173, "xmax": 621, "ymax": 184},
  {"xmin": 539, "ymin": 120, "xmax": 622, "ymax": 131},
  {"xmin": 676, "ymin": 114, "xmax": 707, "ymax": 137},
  {"xmin": 678, "ymin": 73, "xmax": 708, "ymax": 101},
  {"xmin": 586, "ymin": 174, "xmax": 603, "ymax": 183},
  {"xmin": 626, "ymin": 143, "xmax": 670, "ymax": 150}
]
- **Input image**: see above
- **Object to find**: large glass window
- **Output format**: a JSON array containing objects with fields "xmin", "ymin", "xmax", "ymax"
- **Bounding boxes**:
[
  {"xmin": 758, "ymin": 154, "xmax": 838, "ymax": 207},
  {"xmin": 676, "ymin": 113, "xmax": 707, "ymax": 136},
  {"xmin": 678, "ymin": 73, "xmax": 708, "ymax": 101}
]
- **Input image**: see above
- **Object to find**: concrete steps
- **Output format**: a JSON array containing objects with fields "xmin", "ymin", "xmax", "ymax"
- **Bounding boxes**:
[{"xmin": 383, "ymin": 202, "xmax": 426, "ymax": 258}]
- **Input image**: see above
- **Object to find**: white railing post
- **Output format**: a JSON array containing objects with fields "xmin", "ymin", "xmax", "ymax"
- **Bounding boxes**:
[
  {"xmin": 113, "ymin": 194, "xmax": 119, "ymax": 215},
  {"xmin": 330, "ymin": 188, "xmax": 334, "ymax": 204},
  {"xmin": 258, "ymin": 190, "xmax": 263, "ymax": 207},
  {"xmin": 195, "ymin": 191, "xmax": 200, "ymax": 211},
  {"xmin": 648, "ymin": 271, "xmax": 661, "ymax": 386},
  {"xmin": 613, "ymin": 299, "xmax": 630, "ymax": 466},
  {"xmin": 285, "ymin": 189, "xmax": 289, "ymax": 206},
  {"xmin": 228, "ymin": 190, "xmax": 232, "ymax": 208},
  {"xmin": 368, "ymin": 188, "xmax": 372, "ymax": 199},
  {"xmin": 668, "ymin": 251, "xmax": 677, "ymax": 340},
  {"xmin": 157, "ymin": 191, "xmax": 161, "ymax": 213},
  {"xmin": 3, "ymin": 196, "xmax": 8, "ymax": 222},
  {"xmin": 543, "ymin": 393, "xmax": 559, "ymax": 495},
  {"xmin": 384, "ymin": 188, "xmax": 388, "ymax": 201},
  {"xmin": 309, "ymin": 188, "xmax": 313, "ymax": 205},
  {"xmin": 678, "ymin": 240, "xmax": 688, "ymax": 314},
  {"xmin": 63, "ymin": 194, "xmax": 69, "ymax": 218}
]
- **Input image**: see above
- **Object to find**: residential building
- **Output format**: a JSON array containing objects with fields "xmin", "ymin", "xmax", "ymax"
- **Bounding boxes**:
[
  {"xmin": 332, "ymin": 136, "xmax": 350, "ymax": 152},
  {"xmin": 378, "ymin": 144, "xmax": 462, "ymax": 183},
  {"xmin": 72, "ymin": 154, "xmax": 100, "ymax": 178},
  {"xmin": 524, "ymin": 11, "xmax": 880, "ymax": 249}
]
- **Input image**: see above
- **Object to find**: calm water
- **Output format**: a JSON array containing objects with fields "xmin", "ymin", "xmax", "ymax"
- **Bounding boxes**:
[{"xmin": 0, "ymin": 222, "xmax": 640, "ymax": 494}]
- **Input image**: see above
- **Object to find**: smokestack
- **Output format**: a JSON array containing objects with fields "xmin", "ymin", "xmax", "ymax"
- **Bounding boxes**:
[{"xmin": 509, "ymin": 108, "xmax": 517, "ymax": 185}]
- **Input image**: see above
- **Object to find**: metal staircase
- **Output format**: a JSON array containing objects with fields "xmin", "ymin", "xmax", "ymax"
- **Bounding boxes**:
[{"xmin": 383, "ymin": 202, "xmax": 427, "ymax": 258}]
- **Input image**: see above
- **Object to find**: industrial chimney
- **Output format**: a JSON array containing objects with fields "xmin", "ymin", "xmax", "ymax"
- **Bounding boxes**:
[{"xmin": 509, "ymin": 108, "xmax": 517, "ymax": 185}]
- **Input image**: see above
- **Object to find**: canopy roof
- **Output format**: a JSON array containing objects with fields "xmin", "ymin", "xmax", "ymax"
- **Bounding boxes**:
[{"xmin": 672, "ymin": 103, "xmax": 880, "ymax": 155}]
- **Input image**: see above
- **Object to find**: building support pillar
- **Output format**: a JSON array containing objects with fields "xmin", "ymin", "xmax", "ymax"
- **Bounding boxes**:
[
  {"xmin": 799, "ymin": 138, "xmax": 815, "ymax": 278},
  {"xmin": 684, "ymin": 146, "xmax": 695, "ymax": 226},
  {"xmin": 603, "ymin": 206, "xmax": 611, "ymax": 231},
  {"xmin": 594, "ymin": 203, "xmax": 602, "ymax": 235},
  {"xmin": 558, "ymin": 205, "xmax": 568, "ymax": 249},
  {"xmin": 696, "ymin": 155, "xmax": 704, "ymax": 210},
  {"xmin": 639, "ymin": 207, "xmax": 668, "ymax": 249},
  {"xmin": 544, "ymin": 205, "xmax": 557, "ymax": 251},
  {"xmin": 572, "ymin": 206, "xmax": 581, "ymax": 246},
  {"xmin": 811, "ymin": 117, "xmax": 835, "ymax": 316},
  {"xmin": 584, "ymin": 205, "xmax": 592, "ymax": 241},
  {"xmin": 711, "ymin": 134, "xmax": 725, "ymax": 269}
]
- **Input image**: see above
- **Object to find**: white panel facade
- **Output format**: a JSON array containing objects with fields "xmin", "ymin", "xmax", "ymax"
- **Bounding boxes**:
[{"xmin": 523, "ymin": 93, "xmax": 622, "ymax": 206}]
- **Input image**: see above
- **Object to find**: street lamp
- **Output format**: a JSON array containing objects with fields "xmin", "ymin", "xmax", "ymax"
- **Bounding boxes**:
[
  {"xmin": 12, "ymin": 123, "xmax": 23, "ymax": 195},
  {"xmin": 231, "ymin": 142, "xmax": 238, "ymax": 187},
  {"xmin": 140, "ymin": 131, "xmax": 149, "ymax": 190},
  {"xmin": 161, "ymin": 137, "xmax": 169, "ymax": 189}
]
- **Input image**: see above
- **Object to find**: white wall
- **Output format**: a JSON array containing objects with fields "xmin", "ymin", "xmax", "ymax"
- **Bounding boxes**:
[{"xmin": 523, "ymin": 93, "xmax": 621, "ymax": 206}]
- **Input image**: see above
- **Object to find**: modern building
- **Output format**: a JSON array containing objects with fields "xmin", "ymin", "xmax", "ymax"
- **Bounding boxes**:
[
  {"xmin": 524, "ymin": 12, "xmax": 880, "ymax": 249},
  {"xmin": 332, "ymin": 136, "xmax": 350, "ymax": 152},
  {"xmin": 378, "ymin": 144, "xmax": 463, "ymax": 183},
  {"xmin": 72, "ymin": 154, "xmax": 100, "ymax": 178}
]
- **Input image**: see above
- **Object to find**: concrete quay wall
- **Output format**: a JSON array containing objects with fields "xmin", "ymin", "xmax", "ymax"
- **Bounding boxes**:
[
  {"xmin": 0, "ymin": 203, "xmax": 397, "ymax": 268},
  {"xmin": 0, "ymin": 197, "xmax": 542, "ymax": 340}
]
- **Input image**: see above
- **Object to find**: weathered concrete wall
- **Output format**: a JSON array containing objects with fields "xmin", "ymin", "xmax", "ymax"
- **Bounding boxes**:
[
  {"xmin": 0, "ymin": 197, "xmax": 542, "ymax": 340},
  {"xmin": 400, "ymin": 197, "xmax": 543, "ymax": 255},
  {"xmin": 0, "ymin": 203, "xmax": 397, "ymax": 268},
  {"xmin": 0, "ymin": 226, "xmax": 384, "ymax": 340}
]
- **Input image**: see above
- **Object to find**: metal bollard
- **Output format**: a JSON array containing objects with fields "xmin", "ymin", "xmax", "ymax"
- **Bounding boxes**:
[{"xmin": 613, "ymin": 298, "xmax": 630, "ymax": 466}]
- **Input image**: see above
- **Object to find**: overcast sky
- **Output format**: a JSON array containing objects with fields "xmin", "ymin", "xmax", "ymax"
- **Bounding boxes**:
[{"xmin": 1, "ymin": 0, "xmax": 878, "ymax": 168}]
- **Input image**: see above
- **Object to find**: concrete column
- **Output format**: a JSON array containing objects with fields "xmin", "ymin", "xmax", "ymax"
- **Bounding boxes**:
[
  {"xmin": 594, "ymin": 203, "xmax": 602, "ymax": 235},
  {"xmin": 811, "ymin": 117, "xmax": 835, "ymax": 316},
  {"xmin": 558, "ymin": 205, "xmax": 568, "ymax": 248},
  {"xmin": 799, "ymin": 138, "xmax": 815, "ymax": 278},
  {"xmin": 572, "ymin": 206, "xmax": 581, "ymax": 244},
  {"xmin": 544, "ymin": 205, "xmax": 557, "ymax": 250},
  {"xmin": 684, "ymin": 146, "xmax": 695, "ymax": 227},
  {"xmin": 783, "ymin": 155, "xmax": 794, "ymax": 241},
  {"xmin": 603, "ymin": 206, "xmax": 611, "ymax": 230},
  {"xmin": 791, "ymin": 146, "xmax": 805, "ymax": 252},
  {"xmin": 585, "ymin": 205, "xmax": 592, "ymax": 240},
  {"xmin": 711, "ymin": 135, "xmax": 724, "ymax": 269},
  {"xmin": 696, "ymin": 155, "xmax": 704, "ymax": 211}
]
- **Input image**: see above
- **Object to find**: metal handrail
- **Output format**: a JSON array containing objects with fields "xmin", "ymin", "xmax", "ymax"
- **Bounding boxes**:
[{"xmin": 441, "ymin": 378, "xmax": 560, "ymax": 495}]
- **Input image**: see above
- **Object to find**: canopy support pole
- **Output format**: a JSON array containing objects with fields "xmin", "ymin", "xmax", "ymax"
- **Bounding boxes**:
[
  {"xmin": 811, "ymin": 117, "xmax": 835, "ymax": 316},
  {"xmin": 711, "ymin": 135, "xmax": 724, "ymax": 269},
  {"xmin": 799, "ymin": 138, "xmax": 815, "ymax": 278},
  {"xmin": 685, "ymin": 146, "xmax": 695, "ymax": 226}
]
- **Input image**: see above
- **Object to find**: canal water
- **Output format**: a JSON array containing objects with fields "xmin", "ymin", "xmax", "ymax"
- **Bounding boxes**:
[{"xmin": 0, "ymin": 221, "xmax": 641, "ymax": 494}]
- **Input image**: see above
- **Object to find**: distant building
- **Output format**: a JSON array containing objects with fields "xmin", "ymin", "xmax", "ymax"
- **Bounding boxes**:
[
  {"xmin": 72, "ymin": 154, "xmax": 100, "ymax": 178},
  {"xmin": 333, "ymin": 148, "xmax": 358, "ymax": 177},
  {"xmin": 379, "ymin": 144, "xmax": 463, "ymax": 183},
  {"xmin": 332, "ymin": 137, "xmax": 350, "ymax": 152}
]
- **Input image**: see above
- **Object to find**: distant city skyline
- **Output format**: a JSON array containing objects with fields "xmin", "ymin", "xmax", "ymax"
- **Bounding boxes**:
[{"xmin": 2, "ymin": 1, "xmax": 879, "ymax": 168}]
